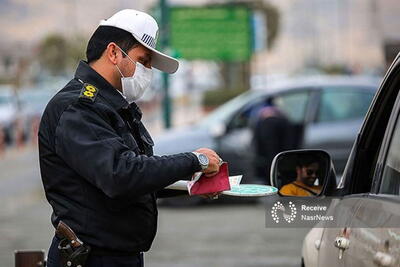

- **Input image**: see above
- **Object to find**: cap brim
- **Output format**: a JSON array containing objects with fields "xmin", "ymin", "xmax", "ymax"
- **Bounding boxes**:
[
  {"xmin": 97, "ymin": 21, "xmax": 179, "ymax": 73},
  {"xmin": 136, "ymin": 37, "xmax": 179, "ymax": 74}
]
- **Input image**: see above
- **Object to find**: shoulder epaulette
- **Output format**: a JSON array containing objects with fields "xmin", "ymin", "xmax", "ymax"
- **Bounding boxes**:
[{"xmin": 79, "ymin": 83, "xmax": 98, "ymax": 102}]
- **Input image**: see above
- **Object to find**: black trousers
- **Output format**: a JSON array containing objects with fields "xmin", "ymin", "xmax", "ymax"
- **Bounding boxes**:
[{"xmin": 47, "ymin": 236, "xmax": 144, "ymax": 267}]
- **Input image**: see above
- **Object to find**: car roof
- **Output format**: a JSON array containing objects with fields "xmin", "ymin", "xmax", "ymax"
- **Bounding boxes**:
[{"xmin": 253, "ymin": 75, "xmax": 382, "ymax": 95}]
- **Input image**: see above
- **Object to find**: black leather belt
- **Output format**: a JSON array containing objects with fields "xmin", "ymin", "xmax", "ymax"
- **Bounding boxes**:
[{"xmin": 55, "ymin": 235, "xmax": 141, "ymax": 257}]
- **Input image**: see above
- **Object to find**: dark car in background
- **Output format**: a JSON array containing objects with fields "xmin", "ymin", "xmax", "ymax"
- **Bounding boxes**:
[{"xmin": 154, "ymin": 76, "xmax": 380, "ymax": 185}]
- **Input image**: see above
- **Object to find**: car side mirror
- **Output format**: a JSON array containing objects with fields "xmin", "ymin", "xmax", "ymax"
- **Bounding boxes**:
[
  {"xmin": 209, "ymin": 123, "xmax": 227, "ymax": 138},
  {"xmin": 270, "ymin": 149, "xmax": 336, "ymax": 197}
]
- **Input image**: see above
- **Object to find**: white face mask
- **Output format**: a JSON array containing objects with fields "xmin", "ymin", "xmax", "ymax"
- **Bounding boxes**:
[{"xmin": 115, "ymin": 46, "xmax": 153, "ymax": 103}]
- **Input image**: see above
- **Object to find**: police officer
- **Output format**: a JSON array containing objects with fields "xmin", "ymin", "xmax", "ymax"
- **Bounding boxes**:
[{"xmin": 39, "ymin": 9, "xmax": 222, "ymax": 267}]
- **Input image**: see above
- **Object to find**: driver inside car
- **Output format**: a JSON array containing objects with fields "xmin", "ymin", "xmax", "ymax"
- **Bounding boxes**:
[{"xmin": 279, "ymin": 155, "xmax": 322, "ymax": 196}]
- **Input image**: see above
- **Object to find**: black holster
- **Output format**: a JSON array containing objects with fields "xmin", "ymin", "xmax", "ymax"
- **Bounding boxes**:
[{"xmin": 58, "ymin": 238, "xmax": 90, "ymax": 267}]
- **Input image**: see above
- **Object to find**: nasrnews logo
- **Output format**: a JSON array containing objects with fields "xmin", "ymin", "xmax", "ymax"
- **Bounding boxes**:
[
  {"xmin": 271, "ymin": 201, "xmax": 297, "ymax": 223},
  {"xmin": 300, "ymin": 204, "xmax": 334, "ymax": 221},
  {"xmin": 270, "ymin": 201, "xmax": 333, "ymax": 224}
]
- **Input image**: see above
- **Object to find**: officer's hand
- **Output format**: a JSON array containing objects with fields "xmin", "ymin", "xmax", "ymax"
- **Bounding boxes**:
[{"xmin": 193, "ymin": 148, "xmax": 222, "ymax": 177}]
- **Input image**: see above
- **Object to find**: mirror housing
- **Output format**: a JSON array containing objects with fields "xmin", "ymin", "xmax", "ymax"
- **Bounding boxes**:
[
  {"xmin": 209, "ymin": 123, "xmax": 227, "ymax": 138},
  {"xmin": 270, "ymin": 149, "xmax": 336, "ymax": 197}
]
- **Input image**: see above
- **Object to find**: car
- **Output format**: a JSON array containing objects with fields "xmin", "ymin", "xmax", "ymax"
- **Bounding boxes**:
[
  {"xmin": 301, "ymin": 227, "xmax": 324, "ymax": 267},
  {"xmin": 154, "ymin": 75, "xmax": 380, "ymax": 185},
  {"xmin": 18, "ymin": 88, "xmax": 57, "ymax": 141},
  {"xmin": 0, "ymin": 86, "xmax": 19, "ymax": 144},
  {"xmin": 19, "ymin": 89, "xmax": 55, "ymax": 118},
  {"xmin": 271, "ymin": 54, "xmax": 400, "ymax": 266}
]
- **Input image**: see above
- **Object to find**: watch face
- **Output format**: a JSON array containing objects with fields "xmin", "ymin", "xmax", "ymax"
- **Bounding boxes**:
[{"xmin": 198, "ymin": 154, "xmax": 209, "ymax": 165}]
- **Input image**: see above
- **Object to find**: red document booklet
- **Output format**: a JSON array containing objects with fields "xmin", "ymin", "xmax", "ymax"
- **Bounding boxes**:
[{"xmin": 188, "ymin": 162, "xmax": 231, "ymax": 195}]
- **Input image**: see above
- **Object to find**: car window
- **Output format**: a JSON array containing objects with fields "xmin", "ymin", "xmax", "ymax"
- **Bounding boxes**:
[
  {"xmin": 198, "ymin": 90, "xmax": 265, "ymax": 128},
  {"xmin": 228, "ymin": 99, "xmax": 266, "ymax": 130},
  {"xmin": 228, "ymin": 90, "xmax": 310, "ymax": 130},
  {"xmin": 317, "ymin": 88, "xmax": 374, "ymax": 123},
  {"xmin": 379, "ymin": 113, "xmax": 400, "ymax": 195},
  {"xmin": 274, "ymin": 90, "xmax": 310, "ymax": 123}
]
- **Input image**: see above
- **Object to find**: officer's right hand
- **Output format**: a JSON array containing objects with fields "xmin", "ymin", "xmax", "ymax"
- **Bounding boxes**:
[{"xmin": 193, "ymin": 148, "xmax": 222, "ymax": 177}]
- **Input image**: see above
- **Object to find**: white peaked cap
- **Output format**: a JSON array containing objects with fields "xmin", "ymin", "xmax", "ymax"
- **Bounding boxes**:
[{"xmin": 100, "ymin": 9, "xmax": 179, "ymax": 74}]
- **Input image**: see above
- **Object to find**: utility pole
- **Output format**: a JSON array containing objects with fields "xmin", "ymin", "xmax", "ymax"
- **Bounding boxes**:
[{"xmin": 160, "ymin": 0, "xmax": 172, "ymax": 129}]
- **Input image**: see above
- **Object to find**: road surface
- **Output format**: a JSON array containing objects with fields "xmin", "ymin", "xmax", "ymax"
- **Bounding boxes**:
[{"xmin": 0, "ymin": 147, "xmax": 308, "ymax": 267}]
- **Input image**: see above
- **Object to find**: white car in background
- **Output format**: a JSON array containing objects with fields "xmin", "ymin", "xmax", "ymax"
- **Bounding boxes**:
[{"xmin": 0, "ymin": 86, "xmax": 18, "ymax": 144}]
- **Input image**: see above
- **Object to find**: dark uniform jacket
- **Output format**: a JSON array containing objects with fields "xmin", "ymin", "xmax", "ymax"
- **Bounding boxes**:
[{"xmin": 39, "ymin": 61, "xmax": 200, "ymax": 254}]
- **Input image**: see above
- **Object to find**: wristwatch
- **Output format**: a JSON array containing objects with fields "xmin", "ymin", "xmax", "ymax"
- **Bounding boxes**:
[{"xmin": 192, "ymin": 152, "xmax": 209, "ymax": 170}]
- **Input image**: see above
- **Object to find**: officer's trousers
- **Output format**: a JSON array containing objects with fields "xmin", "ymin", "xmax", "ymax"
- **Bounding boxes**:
[{"xmin": 47, "ymin": 236, "xmax": 144, "ymax": 267}]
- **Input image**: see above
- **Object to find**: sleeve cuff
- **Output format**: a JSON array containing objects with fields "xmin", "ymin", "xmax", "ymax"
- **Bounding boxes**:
[{"xmin": 186, "ymin": 152, "xmax": 202, "ymax": 172}]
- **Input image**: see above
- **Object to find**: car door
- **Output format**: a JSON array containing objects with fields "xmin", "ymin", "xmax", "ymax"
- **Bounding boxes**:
[
  {"xmin": 341, "ymin": 88, "xmax": 400, "ymax": 267},
  {"xmin": 303, "ymin": 86, "xmax": 375, "ymax": 174},
  {"xmin": 216, "ymin": 98, "xmax": 266, "ymax": 182},
  {"xmin": 317, "ymin": 54, "xmax": 400, "ymax": 267},
  {"xmin": 274, "ymin": 89, "xmax": 316, "ymax": 147}
]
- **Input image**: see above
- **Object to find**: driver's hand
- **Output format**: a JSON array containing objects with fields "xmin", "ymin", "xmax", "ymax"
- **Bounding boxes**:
[{"xmin": 193, "ymin": 148, "xmax": 222, "ymax": 177}]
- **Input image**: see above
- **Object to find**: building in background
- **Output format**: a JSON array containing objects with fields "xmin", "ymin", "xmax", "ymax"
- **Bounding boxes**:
[
  {"xmin": 0, "ymin": 0, "xmax": 399, "ymax": 86},
  {"xmin": 253, "ymin": 0, "xmax": 399, "ymax": 78}
]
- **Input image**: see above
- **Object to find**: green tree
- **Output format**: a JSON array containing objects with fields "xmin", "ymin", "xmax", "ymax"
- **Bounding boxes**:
[
  {"xmin": 233, "ymin": 0, "xmax": 280, "ymax": 50},
  {"xmin": 263, "ymin": 2, "xmax": 280, "ymax": 50},
  {"xmin": 38, "ymin": 34, "xmax": 68, "ymax": 75},
  {"xmin": 67, "ymin": 35, "xmax": 87, "ymax": 69},
  {"xmin": 38, "ymin": 34, "xmax": 87, "ymax": 75}
]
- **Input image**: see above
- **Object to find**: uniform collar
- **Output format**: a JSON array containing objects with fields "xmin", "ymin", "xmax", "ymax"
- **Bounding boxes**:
[
  {"xmin": 74, "ymin": 60, "xmax": 129, "ymax": 111},
  {"xmin": 128, "ymin": 102, "xmax": 143, "ymax": 121}
]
